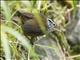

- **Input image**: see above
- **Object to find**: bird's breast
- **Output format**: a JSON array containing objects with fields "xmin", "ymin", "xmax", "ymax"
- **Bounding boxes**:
[{"xmin": 22, "ymin": 19, "xmax": 46, "ymax": 36}]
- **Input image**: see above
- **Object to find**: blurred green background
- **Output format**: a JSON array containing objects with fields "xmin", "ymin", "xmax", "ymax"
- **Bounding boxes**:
[{"xmin": 0, "ymin": 0, "xmax": 80, "ymax": 60}]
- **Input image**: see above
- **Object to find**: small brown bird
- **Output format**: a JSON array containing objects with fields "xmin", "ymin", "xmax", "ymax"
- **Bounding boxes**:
[{"xmin": 16, "ymin": 10, "xmax": 56, "ymax": 37}]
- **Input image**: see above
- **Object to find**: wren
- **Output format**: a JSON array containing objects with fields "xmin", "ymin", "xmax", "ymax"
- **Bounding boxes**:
[{"xmin": 16, "ymin": 10, "xmax": 56, "ymax": 37}]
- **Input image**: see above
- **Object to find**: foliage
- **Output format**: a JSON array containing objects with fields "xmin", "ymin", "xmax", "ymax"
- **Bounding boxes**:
[{"xmin": 0, "ymin": 0, "xmax": 80, "ymax": 60}]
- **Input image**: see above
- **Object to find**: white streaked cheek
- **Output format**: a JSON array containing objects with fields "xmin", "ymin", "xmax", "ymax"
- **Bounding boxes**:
[{"xmin": 47, "ymin": 18, "xmax": 55, "ymax": 29}]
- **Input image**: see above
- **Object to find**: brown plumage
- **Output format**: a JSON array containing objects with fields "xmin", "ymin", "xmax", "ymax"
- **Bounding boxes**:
[
  {"xmin": 16, "ymin": 10, "xmax": 56, "ymax": 37},
  {"xmin": 16, "ymin": 10, "xmax": 48, "ymax": 36},
  {"xmin": 16, "ymin": 10, "xmax": 56, "ymax": 44}
]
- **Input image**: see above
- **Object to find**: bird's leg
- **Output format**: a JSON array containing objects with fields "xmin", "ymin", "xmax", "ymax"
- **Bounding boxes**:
[{"xmin": 30, "ymin": 36, "xmax": 37, "ymax": 45}]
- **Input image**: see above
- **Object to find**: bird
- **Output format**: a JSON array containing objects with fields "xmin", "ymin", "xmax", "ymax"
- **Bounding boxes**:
[
  {"xmin": 16, "ymin": 10, "xmax": 56, "ymax": 36},
  {"xmin": 16, "ymin": 10, "xmax": 56, "ymax": 44}
]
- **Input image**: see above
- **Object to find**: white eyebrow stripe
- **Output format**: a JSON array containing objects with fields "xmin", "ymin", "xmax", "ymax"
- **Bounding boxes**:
[
  {"xmin": 47, "ymin": 18, "xmax": 56, "ymax": 32},
  {"xmin": 47, "ymin": 18, "xmax": 56, "ymax": 26}
]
